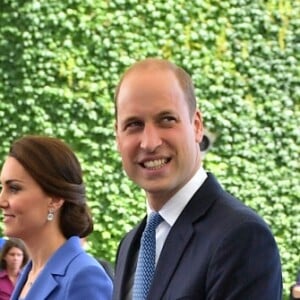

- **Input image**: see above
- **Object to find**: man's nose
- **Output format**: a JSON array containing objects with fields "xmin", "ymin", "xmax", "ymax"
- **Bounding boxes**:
[{"xmin": 140, "ymin": 124, "xmax": 162, "ymax": 152}]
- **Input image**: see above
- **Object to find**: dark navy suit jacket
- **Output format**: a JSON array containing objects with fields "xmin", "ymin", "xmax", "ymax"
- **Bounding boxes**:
[
  {"xmin": 12, "ymin": 236, "xmax": 113, "ymax": 300},
  {"xmin": 113, "ymin": 173, "xmax": 282, "ymax": 300}
]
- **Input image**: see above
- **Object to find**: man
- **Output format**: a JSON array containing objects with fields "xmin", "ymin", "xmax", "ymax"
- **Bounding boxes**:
[{"xmin": 113, "ymin": 58, "xmax": 282, "ymax": 299}]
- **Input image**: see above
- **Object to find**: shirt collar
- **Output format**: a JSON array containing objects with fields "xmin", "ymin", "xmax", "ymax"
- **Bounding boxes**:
[
  {"xmin": 0, "ymin": 269, "xmax": 10, "ymax": 279},
  {"xmin": 147, "ymin": 166, "xmax": 207, "ymax": 226}
]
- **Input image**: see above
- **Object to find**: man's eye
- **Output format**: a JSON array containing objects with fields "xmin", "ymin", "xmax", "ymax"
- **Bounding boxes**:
[
  {"xmin": 125, "ymin": 121, "xmax": 143, "ymax": 130},
  {"xmin": 161, "ymin": 116, "xmax": 177, "ymax": 124},
  {"xmin": 164, "ymin": 116, "xmax": 175, "ymax": 121}
]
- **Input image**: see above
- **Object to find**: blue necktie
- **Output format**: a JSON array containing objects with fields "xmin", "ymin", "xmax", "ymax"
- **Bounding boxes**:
[{"xmin": 132, "ymin": 212, "xmax": 163, "ymax": 300}]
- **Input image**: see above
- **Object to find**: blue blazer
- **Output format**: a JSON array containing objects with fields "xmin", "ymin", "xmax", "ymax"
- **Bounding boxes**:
[
  {"xmin": 113, "ymin": 173, "xmax": 282, "ymax": 300},
  {"xmin": 11, "ymin": 236, "xmax": 113, "ymax": 300}
]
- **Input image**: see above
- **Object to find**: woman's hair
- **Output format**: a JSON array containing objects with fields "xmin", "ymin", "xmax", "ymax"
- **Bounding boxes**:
[
  {"xmin": 8, "ymin": 135, "xmax": 93, "ymax": 238},
  {"xmin": 0, "ymin": 238, "xmax": 29, "ymax": 269}
]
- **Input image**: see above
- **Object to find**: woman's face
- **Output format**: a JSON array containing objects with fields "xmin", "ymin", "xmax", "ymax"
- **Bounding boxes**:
[
  {"xmin": 4, "ymin": 246, "xmax": 24, "ymax": 271},
  {"xmin": 0, "ymin": 157, "xmax": 52, "ymax": 240}
]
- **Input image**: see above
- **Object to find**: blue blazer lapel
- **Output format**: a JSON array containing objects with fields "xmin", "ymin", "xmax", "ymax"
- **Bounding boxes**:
[
  {"xmin": 10, "ymin": 261, "xmax": 58, "ymax": 300},
  {"xmin": 11, "ymin": 237, "xmax": 83, "ymax": 300},
  {"xmin": 11, "ymin": 262, "xmax": 31, "ymax": 300},
  {"xmin": 24, "ymin": 272, "xmax": 58, "ymax": 299}
]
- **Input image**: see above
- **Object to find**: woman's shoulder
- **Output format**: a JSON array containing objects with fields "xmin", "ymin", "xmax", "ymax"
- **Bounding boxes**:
[
  {"xmin": 0, "ymin": 269, "xmax": 8, "ymax": 278},
  {"xmin": 72, "ymin": 251, "xmax": 103, "ymax": 268},
  {"xmin": 65, "ymin": 252, "xmax": 113, "ymax": 287}
]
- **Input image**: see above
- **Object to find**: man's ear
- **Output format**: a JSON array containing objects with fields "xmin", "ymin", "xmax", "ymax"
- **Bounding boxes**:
[
  {"xmin": 115, "ymin": 123, "xmax": 121, "ymax": 153},
  {"xmin": 194, "ymin": 109, "xmax": 204, "ymax": 143}
]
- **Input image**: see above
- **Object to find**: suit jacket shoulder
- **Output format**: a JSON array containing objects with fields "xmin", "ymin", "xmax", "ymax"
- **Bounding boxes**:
[{"xmin": 113, "ymin": 173, "xmax": 282, "ymax": 300}]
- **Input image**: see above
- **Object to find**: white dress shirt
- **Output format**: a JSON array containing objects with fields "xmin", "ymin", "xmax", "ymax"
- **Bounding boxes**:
[{"xmin": 147, "ymin": 166, "xmax": 208, "ymax": 264}]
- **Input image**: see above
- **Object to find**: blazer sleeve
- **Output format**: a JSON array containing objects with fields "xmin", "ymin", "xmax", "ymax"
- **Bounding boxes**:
[{"xmin": 206, "ymin": 220, "xmax": 282, "ymax": 300}]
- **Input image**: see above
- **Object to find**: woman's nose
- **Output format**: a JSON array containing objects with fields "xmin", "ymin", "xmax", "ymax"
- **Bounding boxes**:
[{"xmin": 0, "ymin": 189, "xmax": 8, "ymax": 208}]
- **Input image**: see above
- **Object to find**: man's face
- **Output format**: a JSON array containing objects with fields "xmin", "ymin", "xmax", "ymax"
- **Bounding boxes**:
[{"xmin": 115, "ymin": 68, "xmax": 203, "ymax": 209}]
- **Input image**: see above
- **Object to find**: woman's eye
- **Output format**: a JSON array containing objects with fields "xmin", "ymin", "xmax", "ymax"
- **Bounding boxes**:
[{"xmin": 9, "ymin": 185, "xmax": 21, "ymax": 193}]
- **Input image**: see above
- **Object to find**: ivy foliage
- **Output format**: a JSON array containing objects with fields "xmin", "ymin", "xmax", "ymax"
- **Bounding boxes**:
[{"xmin": 0, "ymin": 0, "xmax": 299, "ymax": 298}]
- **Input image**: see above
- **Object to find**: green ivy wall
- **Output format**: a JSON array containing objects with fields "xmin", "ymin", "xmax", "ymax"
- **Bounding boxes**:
[{"xmin": 0, "ymin": 0, "xmax": 299, "ymax": 298}]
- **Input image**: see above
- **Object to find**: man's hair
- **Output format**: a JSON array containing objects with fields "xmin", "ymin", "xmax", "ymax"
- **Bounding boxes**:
[{"xmin": 114, "ymin": 58, "xmax": 197, "ymax": 119}]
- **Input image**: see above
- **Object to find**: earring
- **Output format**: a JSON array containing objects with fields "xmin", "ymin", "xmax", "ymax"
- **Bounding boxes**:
[{"xmin": 47, "ymin": 208, "xmax": 54, "ymax": 221}]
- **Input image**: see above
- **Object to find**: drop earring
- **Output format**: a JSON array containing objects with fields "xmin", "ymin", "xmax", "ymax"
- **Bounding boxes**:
[{"xmin": 47, "ymin": 208, "xmax": 54, "ymax": 221}]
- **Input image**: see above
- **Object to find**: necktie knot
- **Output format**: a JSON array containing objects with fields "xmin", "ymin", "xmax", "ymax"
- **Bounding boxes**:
[
  {"xmin": 144, "ymin": 212, "xmax": 163, "ymax": 234},
  {"xmin": 133, "ymin": 212, "xmax": 163, "ymax": 300}
]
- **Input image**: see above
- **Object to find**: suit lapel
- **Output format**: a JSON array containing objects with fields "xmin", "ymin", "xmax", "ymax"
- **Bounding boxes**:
[
  {"xmin": 114, "ymin": 217, "xmax": 146, "ymax": 297},
  {"xmin": 149, "ymin": 174, "xmax": 220, "ymax": 299},
  {"xmin": 115, "ymin": 174, "xmax": 222, "ymax": 299},
  {"xmin": 150, "ymin": 215, "xmax": 194, "ymax": 299}
]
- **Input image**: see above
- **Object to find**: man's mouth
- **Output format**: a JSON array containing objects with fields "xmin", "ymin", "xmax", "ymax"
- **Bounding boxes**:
[{"xmin": 142, "ymin": 158, "xmax": 170, "ymax": 169}]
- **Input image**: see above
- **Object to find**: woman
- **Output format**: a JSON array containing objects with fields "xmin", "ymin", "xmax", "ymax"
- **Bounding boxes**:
[
  {"xmin": 0, "ymin": 135, "xmax": 113, "ymax": 299},
  {"xmin": 0, "ymin": 238, "xmax": 29, "ymax": 300},
  {"xmin": 291, "ymin": 270, "xmax": 300, "ymax": 300}
]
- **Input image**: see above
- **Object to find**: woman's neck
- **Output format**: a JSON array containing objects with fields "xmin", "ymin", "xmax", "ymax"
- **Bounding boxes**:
[
  {"xmin": 23, "ymin": 230, "xmax": 66, "ymax": 272},
  {"xmin": 7, "ymin": 268, "xmax": 20, "ymax": 285},
  {"xmin": 7, "ymin": 267, "xmax": 20, "ymax": 277}
]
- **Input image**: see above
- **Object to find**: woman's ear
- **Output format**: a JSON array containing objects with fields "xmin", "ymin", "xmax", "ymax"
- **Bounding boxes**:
[{"xmin": 48, "ymin": 197, "xmax": 65, "ymax": 212}]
